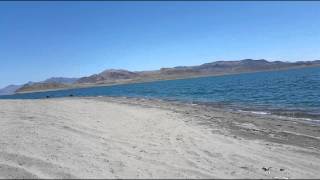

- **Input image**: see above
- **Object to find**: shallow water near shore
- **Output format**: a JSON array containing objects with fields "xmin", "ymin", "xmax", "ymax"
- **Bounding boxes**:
[{"xmin": 1, "ymin": 66, "xmax": 320, "ymax": 122}]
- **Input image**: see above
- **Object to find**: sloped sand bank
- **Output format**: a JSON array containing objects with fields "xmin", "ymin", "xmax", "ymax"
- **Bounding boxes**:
[{"xmin": 0, "ymin": 97, "xmax": 319, "ymax": 178}]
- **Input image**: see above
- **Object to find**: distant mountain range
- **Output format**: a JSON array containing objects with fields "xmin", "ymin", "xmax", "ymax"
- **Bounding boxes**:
[
  {"xmin": 0, "ymin": 77, "xmax": 79, "ymax": 95},
  {"xmin": 2, "ymin": 59, "xmax": 319, "ymax": 94},
  {"xmin": 15, "ymin": 77, "xmax": 79, "ymax": 93},
  {"xmin": 74, "ymin": 59, "xmax": 320, "ymax": 85}
]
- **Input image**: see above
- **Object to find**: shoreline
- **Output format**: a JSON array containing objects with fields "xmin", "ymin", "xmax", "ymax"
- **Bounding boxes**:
[
  {"xmin": 0, "ymin": 97, "xmax": 320, "ymax": 178},
  {"xmin": 91, "ymin": 96, "xmax": 320, "ymax": 150},
  {"xmin": 179, "ymin": 99, "xmax": 320, "ymax": 126},
  {"xmin": 2, "ymin": 94, "xmax": 320, "ymax": 126}
]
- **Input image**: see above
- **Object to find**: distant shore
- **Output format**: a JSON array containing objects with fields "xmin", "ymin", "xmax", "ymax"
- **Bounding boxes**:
[
  {"xmin": 0, "ymin": 97, "xmax": 319, "ymax": 178},
  {"xmin": 14, "ymin": 64, "xmax": 320, "ymax": 94}
]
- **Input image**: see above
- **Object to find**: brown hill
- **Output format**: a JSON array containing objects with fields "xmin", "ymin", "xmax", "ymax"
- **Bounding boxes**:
[{"xmin": 77, "ymin": 69, "xmax": 140, "ymax": 84}]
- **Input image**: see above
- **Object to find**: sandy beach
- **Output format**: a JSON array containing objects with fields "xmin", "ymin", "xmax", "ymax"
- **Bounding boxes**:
[{"xmin": 0, "ymin": 97, "xmax": 319, "ymax": 179}]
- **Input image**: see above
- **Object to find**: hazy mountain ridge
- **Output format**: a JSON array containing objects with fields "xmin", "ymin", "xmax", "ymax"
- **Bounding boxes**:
[
  {"xmin": 10, "ymin": 59, "xmax": 320, "ymax": 93},
  {"xmin": 7, "ymin": 77, "xmax": 78, "ymax": 94},
  {"xmin": 0, "ymin": 85, "xmax": 23, "ymax": 95},
  {"xmin": 15, "ymin": 82, "xmax": 70, "ymax": 93}
]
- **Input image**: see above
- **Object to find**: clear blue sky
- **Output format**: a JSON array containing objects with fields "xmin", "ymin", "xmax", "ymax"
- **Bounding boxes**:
[{"xmin": 1, "ymin": 1, "xmax": 320, "ymax": 88}]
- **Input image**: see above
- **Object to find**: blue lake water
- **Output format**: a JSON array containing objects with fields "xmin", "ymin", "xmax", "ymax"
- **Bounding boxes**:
[{"xmin": 1, "ymin": 66, "xmax": 320, "ymax": 120}]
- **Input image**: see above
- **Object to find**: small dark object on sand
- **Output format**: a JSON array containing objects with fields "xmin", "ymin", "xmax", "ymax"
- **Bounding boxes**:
[
  {"xmin": 46, "ymin": 96, "xmax": 50, "ymax": 98},
  {"xmin": 262, "ymin": 167, "xmax": 272, "ymax": 171},
  {"xmin": 69, "ymin": 94, "xmax": 74, "ymax": 97},
  {"xmin": 280, "ymin": 168, "xmax": 285, "ymax": 171}
]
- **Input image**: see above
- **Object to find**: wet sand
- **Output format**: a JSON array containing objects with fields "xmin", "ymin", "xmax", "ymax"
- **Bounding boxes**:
[{"xmin": 0, "ymin": 97, "xmax": 319, "ymax": 178}]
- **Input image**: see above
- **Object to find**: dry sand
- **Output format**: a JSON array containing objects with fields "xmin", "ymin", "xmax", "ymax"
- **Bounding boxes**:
[{"xmin": 0, "ymin": 97, "xmax": 319, "ymax": 179}]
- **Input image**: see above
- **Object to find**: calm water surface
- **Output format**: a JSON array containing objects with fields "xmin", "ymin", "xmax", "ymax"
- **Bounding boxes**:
[{"xmin": 1, "ymin": 67, "xmax": 320, "ymax": 121}]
